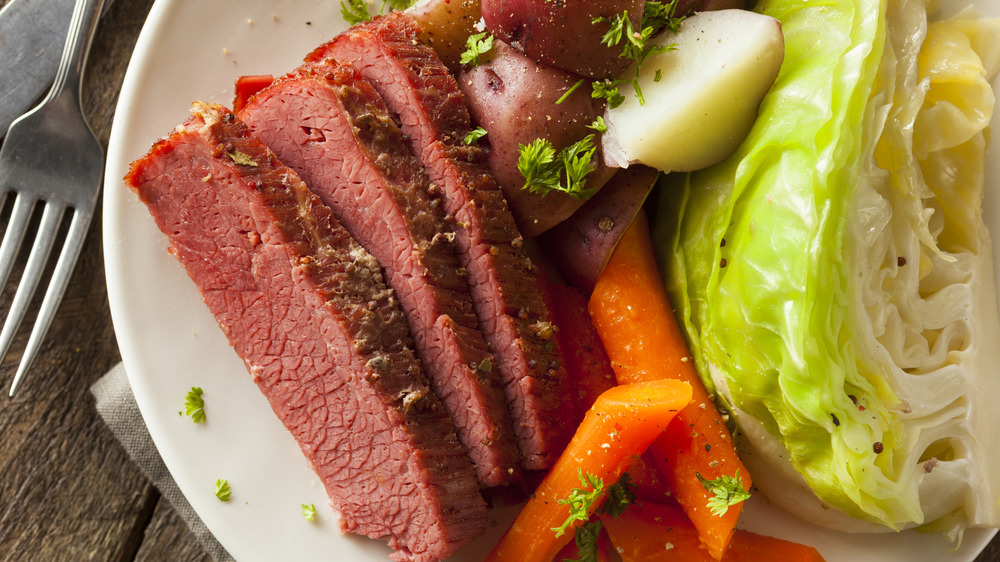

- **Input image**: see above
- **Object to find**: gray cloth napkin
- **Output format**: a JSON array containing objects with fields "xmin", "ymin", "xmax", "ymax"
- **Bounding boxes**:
[{"xmin": 91, "ymin": 362, "xmax": 234, "ymax": 562}]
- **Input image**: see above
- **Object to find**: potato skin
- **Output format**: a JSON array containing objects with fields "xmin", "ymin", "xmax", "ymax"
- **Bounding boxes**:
[
  {"xmin": 480, "ymin": 0, "xmax": 643, "ymax": 79},
  {"xmin": 459, "ymin": 41, "xmax": 614, "ymax": 237},
  {"xmin": 676, "ymin": 0, "xmax": 747, "ymax": 14},
  {"xmin": 407, "ymin": 0, "xmax": 482, "ymax": 72}
]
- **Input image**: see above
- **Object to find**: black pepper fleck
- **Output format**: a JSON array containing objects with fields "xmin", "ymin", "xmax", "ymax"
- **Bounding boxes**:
[
  {"xmin": 873, "ymin": 442, "xmax": 884, "ymax": 454},
  {"xmin": 831, "ymin": 414, "xmax": 840, "ymax": 426},
  {"xmin": 897, "ymin": 256, "xmax": 907, "ymax": 267}
]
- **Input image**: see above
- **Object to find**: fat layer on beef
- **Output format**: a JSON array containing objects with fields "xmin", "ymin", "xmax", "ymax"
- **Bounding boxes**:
[
  {"xmin": 238, "ymin": 65, "xmax": 522, "ymax": 487},
  {"xmin": 309, "ymin": 12, "xmax": 574, "ymax": 470},
  {"xmin": 124, "ymin": 101, "xmax": 485, "ymax": 562}
]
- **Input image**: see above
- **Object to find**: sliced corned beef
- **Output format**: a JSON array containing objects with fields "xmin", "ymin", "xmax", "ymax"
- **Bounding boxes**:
[
  {"xmin": 238, "ymin": 64, "xmax": 522, "ymax": 486},
  {"xmin": 309, "ymin": 12, "xmax": 574, "ymax": 470},
  {"xmin": 124, "ymin": 101, "xmax": 485, "ymax": 561}
]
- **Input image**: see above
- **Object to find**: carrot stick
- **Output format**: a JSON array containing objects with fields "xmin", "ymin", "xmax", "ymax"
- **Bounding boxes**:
[
  {"xmin": 486, "ymin": 379, "xmax": 693, "ymax": 562},
  {"xmin": 547, "ymin": 281, "xmax": 618, "ymax": 423},
  {"xmin": 625, "ymin": 450, "xmax": 677, "ymax": 505},
  {"xmin": 725, "ymin": 528, "xmax": 826, "ymax": 561},
  {"xmin": 600, "ymin": 499, "xmax": 827, "ymax": 562},
  {"xmin": 588, "ymin": 213, "xmax": 751, "ymax": 560},
  {"xmin": 553, "ymin": 516, "xmax": 614, "ymax": 562}
]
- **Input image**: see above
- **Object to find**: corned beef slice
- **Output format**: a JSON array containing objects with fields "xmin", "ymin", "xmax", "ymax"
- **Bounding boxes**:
[
  {"xmin": 124, "ymin": 102, "xmax": 486, "ymax": 561},
  {"xmin": 309, "ymin": 12, "xmax": 574, "ymax": 470},
  {"xmin": 238, "ymin": 64, "xmax": 522, "ymax": 486}
]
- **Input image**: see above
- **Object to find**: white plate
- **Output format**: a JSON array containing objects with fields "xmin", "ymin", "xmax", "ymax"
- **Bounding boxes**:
[{"xmin": 103, "ymin": 0, "xmax": 1000, "ymax": 560}]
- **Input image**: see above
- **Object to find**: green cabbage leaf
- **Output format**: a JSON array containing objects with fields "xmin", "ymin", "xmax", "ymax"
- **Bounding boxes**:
[{"xmin": 655, "ymin": 0, "xmax": 1000, "ymax": 534}]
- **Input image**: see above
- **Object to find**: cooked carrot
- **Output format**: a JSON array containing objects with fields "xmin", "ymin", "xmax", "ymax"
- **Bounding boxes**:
[
  {"xmin": 547, "ymin": 281, "xmax": 618, "ymax": 423},
  {"xmin": 553, "ymin": 516, "xmax": 614, "ymax": 562},
  {"xmin": 588, "ymin": 213, "xmax": 751, "ymax": 560},
  {"xmin": 232, "ymin": 74, "xmax": 274, "ymax": 113},
  {"xmin": 485, "ymin": 379, "xmax": 693, "ymax": 562},
  {"xmin": 725, "ymin": 527, "xmax": 827, "ymax": 561},
  {"xmin": 600, "ymin": 499, "xmax": 826, "ymax": 562},
  {"xmin": 625, "ymin": 450, "xmax": 677, "ymax": 506}
]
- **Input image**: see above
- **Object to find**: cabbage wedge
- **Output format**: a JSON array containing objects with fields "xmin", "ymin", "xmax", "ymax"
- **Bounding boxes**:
[{"xmin": 656, "ymin": 0, "xmax": 1000, "ymax": 536}]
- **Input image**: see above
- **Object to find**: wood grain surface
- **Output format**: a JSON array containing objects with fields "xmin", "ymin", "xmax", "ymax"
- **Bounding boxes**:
[
  {"xmin": 0, "ymin": 0, "xmax": 995, "ymax": 561},
  {"xmin": 0, "ymin": 0, "xmax": 210, "ymax": 559}
]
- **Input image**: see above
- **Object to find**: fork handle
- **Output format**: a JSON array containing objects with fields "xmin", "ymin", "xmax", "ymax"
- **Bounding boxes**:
[{"xmin": 45, "ymin": 0, "xmax": 107, "ymax": 106}]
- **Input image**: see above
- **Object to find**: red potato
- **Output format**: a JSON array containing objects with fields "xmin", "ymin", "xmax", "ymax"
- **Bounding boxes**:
[
  {"xmin": 458, "ymin": 40, "xmax": 615, "ymax": 237},
  {"xmin": 407, "ymin": 0, "xmax": 482, "ymax": 72},
  {"xmin": 481, "ymin": 0, "xmax": 643, "ymax": 79},
  {"xmin": 675, "ymin": 0, "xmax": 748, "ymax": 14},
  {"xmin": 539, "ymin": 165, "xmax": 660, "ymax": 294}
]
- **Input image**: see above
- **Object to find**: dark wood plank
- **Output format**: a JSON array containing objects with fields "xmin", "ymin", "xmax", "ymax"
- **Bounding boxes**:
[
  {"xmin": 136, "ymin": 499, "xmax": 214, "ymax": 562},
  {"xmin": 0, "ymin": 0, "xmax": 206, "ymax": 560}
]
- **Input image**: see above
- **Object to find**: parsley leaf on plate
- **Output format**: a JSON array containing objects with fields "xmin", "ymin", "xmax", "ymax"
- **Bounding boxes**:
[
  {"xmin": 697, "ymin": 470, "xmax": 751, "ymax": 516},
  {"xmin": 182, "ymin": 386, "xmax": 206, "ymax": 424},
  {"xmin": 214, "ymin": 479, "xmax": 232, "ymax": 502}
]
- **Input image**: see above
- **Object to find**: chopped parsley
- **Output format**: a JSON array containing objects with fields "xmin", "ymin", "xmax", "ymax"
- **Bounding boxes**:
[
  {"xmin": 697, "ymin": 470, "xmax": 751, "ymax": 516},
  {"xmin": 555, "ymin": 473, "xmax": 637, "ymax": 561},
  {"xmin": 587, "ymin": 116, "xmax": 608, "ymax": 133},
  {"xmin": 340, "ymin": 0, "xmax": 370, "ymax": 25},
  {"xmin": 301, "ymin": 503, "xmax": 317, "ymax": 521},
  {"xmin": 340, "ymin": 0, "xmax": 418, "ymax": 25},
  {"xmin": 593, "ymin": 0, "xmax": 685, "ymax": 106},
  {"xmin": 567, "ymin": 519, "xmax": 603, "ymax": 562},
  {"xmin": 460, "ymin": 32, "xmax": 495, "ymax": 66},
  {"xmin": 556, "ymin": 79, "xmax": 586, "ymax": 105},
  {"xmin": 519, "ymin": 138, "xmax": 560, "ymax": 192},
  {"xmin": 214, "ymin": 479, "xmax": 232, "ymax": 502},
  {"xmin": 518, "ymin": 136, "xmax": 598, "ymax": 200},
  {"xmin": 180, "ymin": 386, "xmax": 206, "ymax": 424},
  {"xmin": 464, "ymin": 126, "xmax": 488, "ymax": 145},
  {"xmin": 600, "ymin": 473, "xmax": 636, "ymax": 518},
  {"xmin": 552, "ymin": 469, "xmax": 605, "ymax": 537},
  {"xmin": 591, "ymin": 80, "xmax": 625, "ymax": 109},
  {"xmin": 643, "ymin": 0, "xmax": 686, "ymax": 34}
]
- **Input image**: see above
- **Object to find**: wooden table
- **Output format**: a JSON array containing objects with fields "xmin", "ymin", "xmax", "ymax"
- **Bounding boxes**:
[
  {"xmin": 0, "ymin": 0, "xmax": 210, "ymax": 558},
  {"xmin": 0, "ymin": 0, "xmax": 996, "ymax": 560}
]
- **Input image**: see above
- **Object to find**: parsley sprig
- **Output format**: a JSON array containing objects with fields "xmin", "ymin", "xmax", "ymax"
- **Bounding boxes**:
[
  {"xmin": 697, "ymin": 470, "xmax": 751, "ymax": 516},
  {"xmin": 464, "ymin": 127, "xmax": 488, "ymax": 145},
  {"xmin": 552, "ymin": 469, "xmax": 605, "ymax": 537},
  {"xmin": 600, "ymin": 473, "xmax": 636, "ymax": 518},
  {"xmin": 587, "ymin": 116, "xmax": 608, "ymax": 133},
  {"xmin": 180, "ymin": 386, "xmax": 206, "ymax": 424},
  {"xmin": 591, "ymin": 80, "xmax": 625, "ymax": 109},
  {"xmin": 555, "ymin": 473, "xmax": 637, "ymax": 561},
  {"xmin": 460, "ymin": 32, "xmax": 495, "ymax": 66},
  {"xmin": 518, "ymin": 136, "xmax": 598, "ymax": 200},
  {"xmin": 568, "ymin": 520, "xmax": 604, "ymax": 562},
  {"xmin": 340, "ymin": 0, "xmax": 418, "ymax": 26},
  {"xmin": 301, "ymin": 503, "xmax": 317, "ymax": 521},
  {"xmin": 214, "ymin": 479, "xmax": 232, "ymax": 502},
  {"xmin": 592, "ymin": 0, "xmax": 685, "ymax": 107}
]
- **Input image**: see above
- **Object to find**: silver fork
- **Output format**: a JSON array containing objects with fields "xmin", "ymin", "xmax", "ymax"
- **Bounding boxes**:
[{"xmin": 0, "ymin": 0, "xmax": 106, "ymax": 397}]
